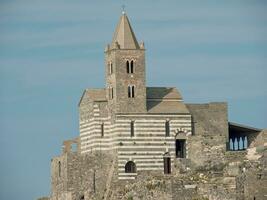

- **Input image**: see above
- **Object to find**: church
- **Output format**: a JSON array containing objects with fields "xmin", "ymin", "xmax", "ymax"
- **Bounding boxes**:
[
  {"xmin": 79, "ymin": 12, "xmax": 193, "ymax": 179},
  {"xmin": 41, "ymin": 12, "xmax": 267, "ymax": 200}
]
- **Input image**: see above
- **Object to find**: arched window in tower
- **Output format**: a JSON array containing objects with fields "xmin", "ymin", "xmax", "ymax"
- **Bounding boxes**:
[
  {"xmin": 131, "ymin": 85, "xmax": 135, "ymax": 98},
  {"xmin": 128, "ymin": 86, "xmax": 131, "ymax": 98},
  {"xmin": 109, "ymin": 62, "xmax": 113, "ymax": 74},
  {"xmin": 128, "ymin": 85, "xmax": 135, "ymax": 98},
  {"xmin": 125, "ymin": 161, "xmax": 136, "ymax": 173},
  {"xmin": 130, "ymin": 60, "xmax": 134, "ymax": 73},
  {"xmin": 126, "ymin": 60, "xmax": 130, "ymax": 73},
  {"xmin": 109, "ymin": 87, "xmax": 113, "ymax": 100}
]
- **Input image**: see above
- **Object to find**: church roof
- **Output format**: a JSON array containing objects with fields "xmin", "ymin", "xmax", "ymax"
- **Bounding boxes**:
[
  {"xmin": 79, "ymin": 87, "xmax": 189, "ymax": 114},
  {"xmin": 146, "ymin": 87, "xmax": 189, "ymax": 114},
  {"xmin": 146, "ymin": 87, "xmax": 183, "ymax": 100},
  {"xmin": 111, "ymin": 13, "xmax": 140, "ymax": 49},
  {"xmin": 79, "ymin": 88, "xmax": 106, "ymax": 106},
  {"xmin": 147, "ymin": 101, "xmax": 190, "ymax": 114}
]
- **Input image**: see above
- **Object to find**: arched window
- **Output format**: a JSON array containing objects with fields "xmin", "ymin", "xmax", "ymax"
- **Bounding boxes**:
[
  {"xmin": 125, "ymin": 161, "xmax": 136, "ymax": 173},
  {"xmin": 175, "ymin": 139, "xmax": 186, "ymax": 158},
  {"xmin": 130, "ymin": 60, "xmax": 134, "ymax": 73},
  {"xmin": 126, "ymin": 60, "xmax": 130, "ymax": 73},
  {"xmin": 128, "ymin": 86, "xmax": 131, "ymax": 98},
  {"xmin": 109, "ymin": 87, "xmax": 113, "ymax": 100},
  {"xmin": 131, "ymin": 85, "xmax": 135, "ymax": 98},
  {"xmin": 58, "ymin": 161, "xmax": 61, "ymax": 177},
  {"xmin": 128, "ymin": 85, "xmax": 135, "ymax": 98},
  {"xmin": 109, "ymin": 62, "xmax": 113, "ymax": 74}
]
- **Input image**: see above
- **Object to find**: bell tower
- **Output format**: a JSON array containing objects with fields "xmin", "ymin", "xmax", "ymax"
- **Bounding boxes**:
[{"xmin": 105, "ymin": 12, "xmax": 146, "ymax": 114}]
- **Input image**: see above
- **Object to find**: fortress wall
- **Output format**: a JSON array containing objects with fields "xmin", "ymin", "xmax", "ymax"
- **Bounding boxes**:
[
  {"xmin": 185, "ymin": 102, "xmax": 229, "ymax": 169},
  {"xmin": 51, "ymin": 151, "xmax": 117, "ymax": 200}
]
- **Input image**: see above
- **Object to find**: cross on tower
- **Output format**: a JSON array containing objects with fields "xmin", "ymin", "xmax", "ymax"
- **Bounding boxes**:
[
  {"xmin": 122, "ymin": 4, "xmax": 126, "ymax": 14},
  {"xmin": 122, "ymin": 0, "xmax": 126, "ymax": 14}
]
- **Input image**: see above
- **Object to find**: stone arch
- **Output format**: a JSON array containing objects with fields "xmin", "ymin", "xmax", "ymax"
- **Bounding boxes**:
[
  {"xmin": 125, "ymin": 161, "xmax": 136, "ymax": 173},
  {"xmin": 175, "ymin": 131, "xmax": 186, "ymax": 158}
]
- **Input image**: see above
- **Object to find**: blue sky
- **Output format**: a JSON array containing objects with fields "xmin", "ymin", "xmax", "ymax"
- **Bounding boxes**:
[{"xmin": 0, "ymin": 1, "xmax": 266, "ymax": 199}]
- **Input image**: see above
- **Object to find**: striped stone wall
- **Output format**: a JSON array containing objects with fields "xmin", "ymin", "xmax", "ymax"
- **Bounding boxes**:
[
  {"xmin": 115, "ymin": 114, "xmax": 191, "ymax": 180},
  {"xmin": 79, "ymin": 106, "xmax": 192, "ymax": 180},
  {"xmin": 80, "ymin": 102, "xmax": 114, "ymax": 153}
]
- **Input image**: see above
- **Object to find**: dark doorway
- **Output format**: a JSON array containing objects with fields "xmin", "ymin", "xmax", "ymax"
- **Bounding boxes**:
[
  {"xmin": 163, "ymin": 156, "xmax": 171, "ymax": 174},
  {"xmin": 125, "ymin": 161, "xmax": 136, "ymax": 173},
  {"xmin": 176, "ymin": 139, "xmax": 186, "ymax": 158}
]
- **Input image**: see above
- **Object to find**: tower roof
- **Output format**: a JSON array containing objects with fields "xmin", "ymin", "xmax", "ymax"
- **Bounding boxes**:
[{"xmin": 111, "ymin": 13, "xmax": 140, "ymax": 49}]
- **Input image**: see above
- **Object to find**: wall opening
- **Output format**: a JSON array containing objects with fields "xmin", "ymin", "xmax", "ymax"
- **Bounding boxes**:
[
  {"xmin": 165, "ymin": 120, "xmax": 170, "ymax": 137},
  {"xmin": 163, "ymin": 156, "xmax": 171, "ymax": 174},
  {"xmin": 125, "ymin": 161, "xmax": 136, "ymax": 173},
  {"xmin": 132, "ymin": 86, "xmax": 135, "ymax": 98},
  {"xmin": 228, "ymin": 122, "xmax": 261, "ymax": 151},
  {"xmin": 101, "ymin": 123, "xmax": 104, "ymax": 137},
  {"xmin": 191, "ymin": 116, "xmax": 195, "ymax": 135},
  {"xmin": 58, "ymin": 161, "xmax": 61, "ymax": 177},
  {"xmin": 71, "ymin": 143, "xmax": 77, "ymax": 152},
  {"xmin": 176, "ymin": 139, "xmax": 186, "ymax": 158},
  {"xmin": 108, "ymin": 86, "xmax": 114, "ymax": 100},
  {"xmin": 128, "ymin": 86, "xmax": 131, "ymax": 97},
  {"xmin": 126, "ymin": 60, "xmax": 130, "ymax": 73},
  {"xmin": 130, "ymin": 121, "xmax": 135, "ymax": 137},
  {"xmin": 128, "ymin": 85, "xmax": 135, "ymax": 98},
  {"xmin": 109, "ymin": 62, "xmax": 113, "ymax": 74},
  {"xmin": 229, "ymin": 136, "xmax": 248, "ymax": 151},
  {"xmin": 130, "ymin": 60, "xmax": 134, "ymax": 73}
]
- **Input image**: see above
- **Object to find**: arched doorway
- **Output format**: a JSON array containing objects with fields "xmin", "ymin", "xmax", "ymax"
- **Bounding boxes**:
[
  {"xmin": 125, "ymin": 161, "xmax": 136, "ymax": 173},
  {"xmin": 175, "ymin": 139, "xmax": 186, "ymax": 158}
]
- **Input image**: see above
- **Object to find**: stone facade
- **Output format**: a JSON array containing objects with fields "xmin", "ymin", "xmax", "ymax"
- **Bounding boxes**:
[{"xmin": 40, "ymin": 12, "xmax": 267, "ymax": 200}]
